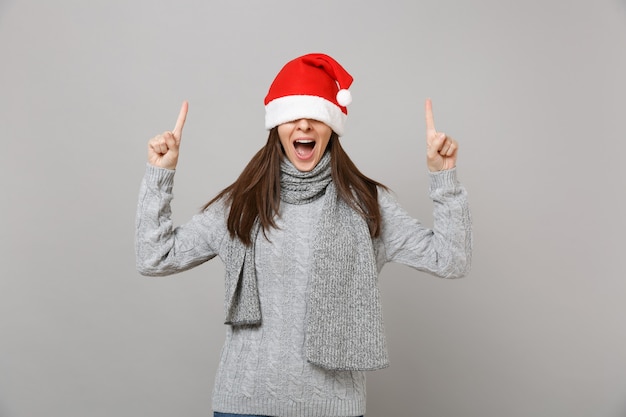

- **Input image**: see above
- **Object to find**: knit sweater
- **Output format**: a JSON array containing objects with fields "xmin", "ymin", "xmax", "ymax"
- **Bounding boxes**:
[{"xmin": 135, "ymin": 164, "xmax": 472, "ymax": 417}]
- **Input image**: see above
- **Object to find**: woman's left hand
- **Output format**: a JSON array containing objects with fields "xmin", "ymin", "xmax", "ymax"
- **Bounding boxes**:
[{"xmin": 425, "ymin": 99, "xmax": 458, "ymax": 172}]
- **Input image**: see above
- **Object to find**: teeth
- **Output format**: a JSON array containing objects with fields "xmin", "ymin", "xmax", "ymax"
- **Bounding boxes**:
[{"xmin": 295, "ymin": 139, "xmax": 314, "ymax": 144}]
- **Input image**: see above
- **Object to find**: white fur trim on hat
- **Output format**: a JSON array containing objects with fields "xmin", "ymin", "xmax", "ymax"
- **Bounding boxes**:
[{"xmin": 265, "ymin": 95, "xmax": 347, "ymax": 136}]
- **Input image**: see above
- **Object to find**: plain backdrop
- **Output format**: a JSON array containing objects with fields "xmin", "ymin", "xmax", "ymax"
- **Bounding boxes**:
[{"xmin": 1, "ymin": 0, "xmax": 625, "ymax": 416}]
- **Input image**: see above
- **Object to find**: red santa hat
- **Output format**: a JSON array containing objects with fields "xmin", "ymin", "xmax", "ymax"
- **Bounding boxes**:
[{"xmin": 264, "ymin": 53, "xmax": 353, "ymax": 136}]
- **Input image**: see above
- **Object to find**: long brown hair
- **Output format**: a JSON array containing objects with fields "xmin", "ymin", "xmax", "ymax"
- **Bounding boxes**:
[{"xmin": 203, "ymin": 128, "xmax": 387, "ymax": 245}]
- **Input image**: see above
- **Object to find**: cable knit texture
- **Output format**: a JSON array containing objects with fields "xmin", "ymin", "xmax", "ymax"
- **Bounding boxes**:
[
  {"xmin": 224, "ymin": 153, "xmax": 388, "ymax": 371},
  {"xmin": 135, "ymin": 161, "xmax": 472, "ymax": 417}
]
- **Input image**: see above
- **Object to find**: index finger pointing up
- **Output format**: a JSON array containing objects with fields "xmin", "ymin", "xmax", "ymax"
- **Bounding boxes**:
[
  {"xmin": 172, "ymin": 101, "xmax": 188, "ymax": 141},
  {"xmin": 425, "ymin": 98, "xmax": 436, "ymax": 134}
]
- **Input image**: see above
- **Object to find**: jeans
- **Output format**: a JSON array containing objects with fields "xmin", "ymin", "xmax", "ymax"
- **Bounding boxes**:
[
  {"xmin": 213, "ymin": 411, "xmax": 363, "ymax": 417},
  {"xmin": 214, "ymin": 413, "xmax": 269, "ymax": 417}
]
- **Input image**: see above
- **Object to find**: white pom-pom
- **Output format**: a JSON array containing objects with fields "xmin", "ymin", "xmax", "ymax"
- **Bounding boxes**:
[{"xmin": 336, "ymin": 89, "xmax": 352, "ymax": 107}]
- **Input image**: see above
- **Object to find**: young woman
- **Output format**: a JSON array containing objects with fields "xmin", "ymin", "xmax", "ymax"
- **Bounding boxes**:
[{"xmin": 136, "ymin": 53, "xmax": 472, "ymax": 417}]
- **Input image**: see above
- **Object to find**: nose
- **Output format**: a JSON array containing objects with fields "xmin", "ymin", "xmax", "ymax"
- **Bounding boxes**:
[{"xmin": 295, "ymin": 118, "xmax": 312, "ymax": 130}]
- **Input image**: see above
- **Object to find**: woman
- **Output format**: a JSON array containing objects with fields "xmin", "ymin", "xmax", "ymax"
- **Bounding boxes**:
[{"xmin": 136, "ymin": 53, "xmax": 472, "ymax": 417}]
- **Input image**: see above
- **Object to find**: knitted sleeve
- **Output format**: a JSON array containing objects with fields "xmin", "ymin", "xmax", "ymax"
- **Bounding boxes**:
[
  {"xmin": 377, "ymin": 168, "xmax": 472, "ymax": 279},
  {"xmin": 135, "ymin": 164, "xmax": 228, "ymax": 276}
]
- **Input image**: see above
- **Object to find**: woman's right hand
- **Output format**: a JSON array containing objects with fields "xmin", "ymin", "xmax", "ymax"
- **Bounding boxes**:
[{"xmin": 147, "ymin": 101, "xmax": 188, "ymax": 170}]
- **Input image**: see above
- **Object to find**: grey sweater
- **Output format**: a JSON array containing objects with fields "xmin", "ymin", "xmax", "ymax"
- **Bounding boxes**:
[{"xmin": 135, "ymin": 164, "xmax": 472, "ymax": 417}]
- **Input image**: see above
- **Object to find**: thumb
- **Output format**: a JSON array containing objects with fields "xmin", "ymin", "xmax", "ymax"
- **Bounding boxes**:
[{"xmin": 427, "ymin": 132, "xmax": 446, "ymax": 157}]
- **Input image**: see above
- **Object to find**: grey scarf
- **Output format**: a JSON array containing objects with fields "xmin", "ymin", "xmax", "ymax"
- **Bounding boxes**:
[{"xmin": 223, "ymin": 153, "xmax": 389, "ymax": 371}]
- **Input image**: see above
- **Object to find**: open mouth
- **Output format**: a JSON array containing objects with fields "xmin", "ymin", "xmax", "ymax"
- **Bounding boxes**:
[{"xmin": 294, "ymin": 139, "xmax": 316, "ymax": 159}]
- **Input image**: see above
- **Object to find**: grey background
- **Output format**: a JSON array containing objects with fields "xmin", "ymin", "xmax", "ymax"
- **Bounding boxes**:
[{"xmin": 1, "ymin": 0, "xmax": 625, "ymax": 416}]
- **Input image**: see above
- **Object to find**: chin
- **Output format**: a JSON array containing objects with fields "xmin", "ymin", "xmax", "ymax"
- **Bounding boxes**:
[{"xmin": 286, "ymin": 154, "xmax": 319, "ymax": 172}]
